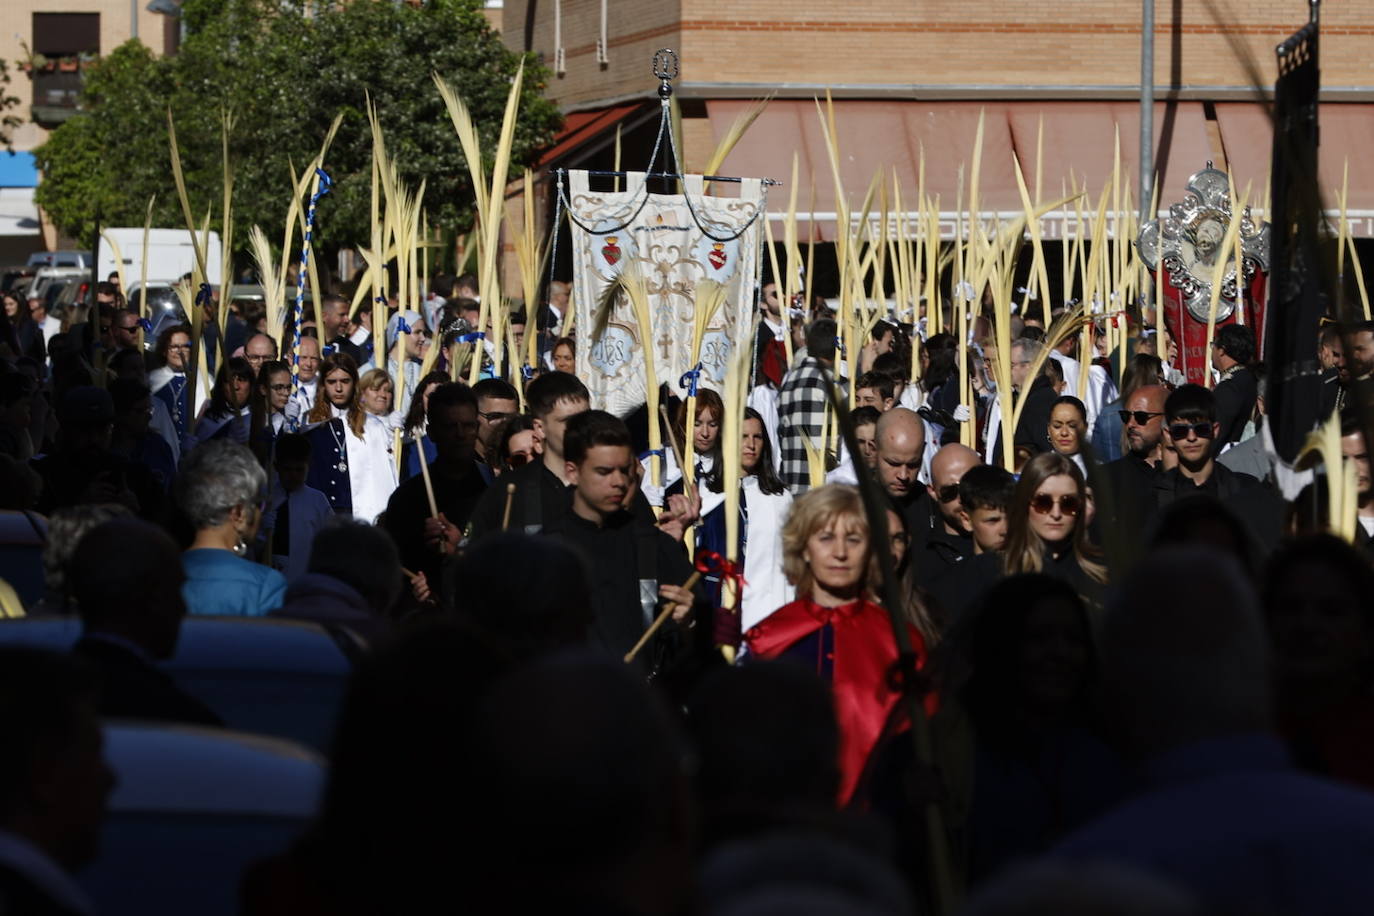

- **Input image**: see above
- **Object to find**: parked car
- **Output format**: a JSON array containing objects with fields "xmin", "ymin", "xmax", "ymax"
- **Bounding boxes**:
[
  {"xmin": 0, "ymin": 616, "xmax": 359, "ymax": 749},
  {"xmin": 27, "ymin": 266, "xmax": 89, "ymax": 313},
  {"xmin": 26, "ymin": 249, "xmax": 92, "ymax": 270},
  {"xmin": 81, "ymin": 722, "xmax": 324, "ymax": 916},
  {"xmin": 0, "ymin": 265, "xmax": 34, "ymax": 294}
]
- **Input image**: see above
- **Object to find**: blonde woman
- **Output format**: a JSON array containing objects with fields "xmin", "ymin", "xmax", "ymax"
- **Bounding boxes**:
[{"xmin": 744, "ymin": 483, "xmax": 934, "ymax": 804}]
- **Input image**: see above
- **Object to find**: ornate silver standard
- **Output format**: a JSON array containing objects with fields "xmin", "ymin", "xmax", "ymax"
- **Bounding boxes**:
[{"xmin": 1137, "ymin": 163, "xmax": 1272, "ymax": 322}]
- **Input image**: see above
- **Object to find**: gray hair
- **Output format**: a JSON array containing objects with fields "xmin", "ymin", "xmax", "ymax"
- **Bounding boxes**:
[
  {"xmin": 1011, "ymin": 336, "xmax": 1045, "ymax": 364},
  {"xmin": 176, "ymin": 440, "xmax": 267, "ymax": 530},
  {"xmin": 1101, "ymin": 546, "xmax": 1271, "ymax": 756},
  {"xmin": 44, "ymin": 504, "xmax": 132, "ymax": 610}
]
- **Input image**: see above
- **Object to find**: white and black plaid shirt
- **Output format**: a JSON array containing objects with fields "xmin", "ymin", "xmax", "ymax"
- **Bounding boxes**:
[{"xmin": 778, "ymin": 355, "xmax": 834, "ymax": 493}]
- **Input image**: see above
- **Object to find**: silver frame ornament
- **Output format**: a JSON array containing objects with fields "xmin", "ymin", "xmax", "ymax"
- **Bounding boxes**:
[{"xmin": 1136, "ymin": 163, "xmax": 1271, "ymax": 323}]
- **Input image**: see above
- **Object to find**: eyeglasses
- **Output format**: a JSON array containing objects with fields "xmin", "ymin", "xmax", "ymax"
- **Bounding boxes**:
[
  {"xmin": 1168, "ymin": 422, "xmax": 1214, "ymax": 440},
  {"xmin": 117, "ymin": 323, "xmax": 140, "ymax": 333},
  {"xmin": 1118, "ymin": 409, "xmax": 1164, "ymax": 426},
  {"xmin": 1029, "ymin": 493, "xmax": 1081, "ymax": 516},
  {"xmin": 507, "ymin": 452, "xmax": 532, "ymax": 468},
  {"xmin": 936, "ymin": 483, "xmax": 960, "ymax": 503},
  {"xmin": 480, "ymin": 411, "xmax": 515, "ymax": 423},
  {"xmin": 166, "ymin": 344, "xmax": 192, "ymax": 351}
]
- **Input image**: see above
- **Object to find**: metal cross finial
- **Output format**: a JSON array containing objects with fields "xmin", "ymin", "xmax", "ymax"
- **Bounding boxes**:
[{"xmin": 652, "ymin": 49, "xmax": 679, "ymax": 100}]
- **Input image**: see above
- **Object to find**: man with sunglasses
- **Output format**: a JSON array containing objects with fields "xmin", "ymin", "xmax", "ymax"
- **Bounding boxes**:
[
  {"xmin": 912, "ymin": 443, "xmax": 981, "ymax": 585},
  {"xmin": 472, "ymin": 378, "xmax": 520, "ymax": 472},
  {"xmin": 1152, "ymin": 384, "xmax": 1262, "ymax": 513},
  {"xmin": 1101, "ymin": 385, "xmax": 1169, "ymax": 533}
]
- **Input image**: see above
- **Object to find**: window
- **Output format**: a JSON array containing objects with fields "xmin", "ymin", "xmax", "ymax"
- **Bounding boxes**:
[{"xmin": 32, "ymin": 13, "xmax": 100, "ymax": 57}]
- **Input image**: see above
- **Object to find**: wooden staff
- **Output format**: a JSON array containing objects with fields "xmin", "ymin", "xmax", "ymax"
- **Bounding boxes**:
[
  {"xmin": 413, "ymin": 428, "xmax": 440, "ymax": 519},
  {"xmin": 659, "ymin": 404, "xmax": 686, "ymax": 476},
  {"xmin": 623, "ymin": 570, "xmax": 703, "ymax": 664},
  {"xmin": 500, "ymin": 482, "xmax": 516, "ymax": 532}
]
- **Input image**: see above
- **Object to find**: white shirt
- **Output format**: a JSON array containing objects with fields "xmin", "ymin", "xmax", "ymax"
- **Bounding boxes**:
[
  {"xmin": 740, "ymin": 476, "xmax": 794, "ymax": 630},
  {"xmin": 0, "ymin": 829, "xmax": 93, "ymax": 916},
  {"xmin": 341, "ymin": 411, "xmax": 397, "ymax": 524},
  {"xmin": 39, "ymin": 314, "xmax": 60, "ymax": 349},
  {"xmin": 266, "ymin": 483, "xmax": 335, "ymax": 580}
]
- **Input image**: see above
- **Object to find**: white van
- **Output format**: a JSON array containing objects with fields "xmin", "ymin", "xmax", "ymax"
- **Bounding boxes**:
[{"xmin": 96, "ymin": 228, "xmax": 224, "ymax": 288}]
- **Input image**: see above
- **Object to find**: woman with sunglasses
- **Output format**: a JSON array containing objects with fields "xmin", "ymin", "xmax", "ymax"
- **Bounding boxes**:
[
  {"xmin": 1004, "ymin": 452, "xmax": 1108, "ymax": 605},
  {"xmin": 304, "ymin": 352, "xmax": 397, "ymax": 524},
  {"xmin": 496, "ymin": 414, "xmax": 541, "ymax": 475},
  {"xmin": 745, "ymin": 484, "xmax": 934, "ymax": 805}
]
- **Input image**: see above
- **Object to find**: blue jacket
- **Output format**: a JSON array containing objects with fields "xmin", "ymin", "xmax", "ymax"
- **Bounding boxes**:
[{"xmin": 182, "ymin": 549, "xmax": 288, "ymax": 617}]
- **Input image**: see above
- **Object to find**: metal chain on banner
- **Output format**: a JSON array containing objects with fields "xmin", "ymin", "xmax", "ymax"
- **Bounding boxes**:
[{"xmin": 289, "ymin": 167, "xmax": 332, "ymax": 428}]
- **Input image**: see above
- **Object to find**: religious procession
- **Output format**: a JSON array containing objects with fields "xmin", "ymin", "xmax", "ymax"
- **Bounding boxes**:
[{"xmin": 2, "ymin": 0, "xmax": 1374, "ymax": 912}]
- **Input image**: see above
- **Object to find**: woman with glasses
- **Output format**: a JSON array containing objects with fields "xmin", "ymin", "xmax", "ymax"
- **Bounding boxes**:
[
  {"xmin": 698, "ymin": 407, "xmax": 794, "ymax": 637},
  {"xmin": 177, "ymin": 439, "xmax": 287, "ymax": 616},
  {"xmin": 249, "ymin": 359, "xmax": 292, "ymax": 464},
  {"xmin": 150, "ymin": 324, "xmax": 197, "ymax": 446},
  {"xmin": 745, "ymin": 483, "xmax": 934, "ymax": 805},
  {"xmin": 1003, "ymin": 452, "xmax": 1108, "ymax": 607},
  {"xmin": 304, "ymin": 352, "xmax": 397, "ymax": 524}
]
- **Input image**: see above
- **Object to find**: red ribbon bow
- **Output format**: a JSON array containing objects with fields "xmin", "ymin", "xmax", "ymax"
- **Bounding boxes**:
[{"xmin": 695, "ymin": 550, "xmax": 748, "ymax": 596}]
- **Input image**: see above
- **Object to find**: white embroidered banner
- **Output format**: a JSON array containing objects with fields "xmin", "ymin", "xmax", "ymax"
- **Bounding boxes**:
[{"xmin": 567, "ymin": 170, "xmax": 765, "ymax": 415}]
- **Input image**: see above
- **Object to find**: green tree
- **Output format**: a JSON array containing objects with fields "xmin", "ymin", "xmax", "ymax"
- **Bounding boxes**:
[{"xmin": 33, "ymin": 0, "xmax": 560, "ymax": 260}]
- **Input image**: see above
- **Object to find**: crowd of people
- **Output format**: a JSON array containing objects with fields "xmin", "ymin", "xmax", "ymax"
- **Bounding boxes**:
[{"xmin": 3, "ymin": 267, "xmax": 1374, "ymax": 915}]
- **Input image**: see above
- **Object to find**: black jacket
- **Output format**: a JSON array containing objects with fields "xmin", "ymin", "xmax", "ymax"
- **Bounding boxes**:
[
  {"xmin": 0, "ymin": 861, "xmax": 84, "ymax": 916},
  {"xmin": 73, "ymin": 636, "xmax": 222, "ymax": 727},
  {"xmin": 1212, "ymin": 366, "xmax": 1258, "ymax": 454},
  {"xmin": 990, "ymin": 375, "xmax": 1057, "ymax": 465}
]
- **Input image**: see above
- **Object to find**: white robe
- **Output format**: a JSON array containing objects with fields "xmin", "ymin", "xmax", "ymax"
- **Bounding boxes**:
[
  {"xmin": 740, "ymin": 476, "xmax": 794, "ymax": 631},
  {"xmin": 333, "ymin": 407, "xmax": 397, "ymax": 524}
]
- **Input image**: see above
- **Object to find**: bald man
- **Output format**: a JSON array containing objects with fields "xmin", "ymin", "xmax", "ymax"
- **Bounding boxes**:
[
  {"xmin": 874, "ymin": 408, "xmax": 934, "ymax": 541},
  {"xmin": 1101, "ymin": 385, "xmax": 1167, "ymax": 536},
  {"xmin": 243, "ymin": 333, "xmax": 278, "ymax": 377},
  {"xmin": 911, "ymin": 443, "xmax": 981, "ymax": 585},
  {"xmin": 287, "ymin": 335, "xmax": 322, "ymax": 420}
]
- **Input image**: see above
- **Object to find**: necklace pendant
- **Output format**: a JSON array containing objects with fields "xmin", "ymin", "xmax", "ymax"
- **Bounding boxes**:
[{"xmin": 337, "ymin": 461, "xmax": 348, "ymax": 473}]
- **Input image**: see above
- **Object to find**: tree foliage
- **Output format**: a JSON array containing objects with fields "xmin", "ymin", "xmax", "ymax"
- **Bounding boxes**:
[
  {"xmin": 0, "ymin": 61, "xmax": 21, "ymax": 151},
  {"xmin": 33, "ymin": 0, "xmax": 561, "ymax": 257}
]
